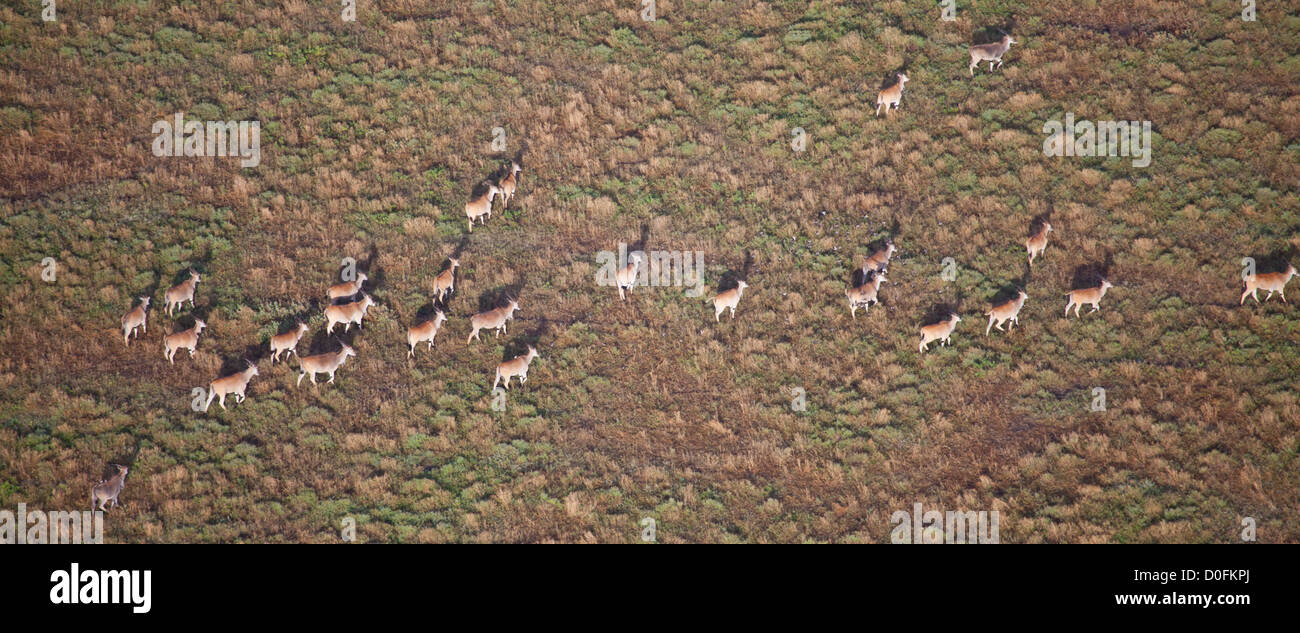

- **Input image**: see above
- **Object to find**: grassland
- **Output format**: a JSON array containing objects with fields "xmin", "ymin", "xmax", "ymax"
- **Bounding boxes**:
[{"xmin": 1, "ymin": 0, "xmax": 1298, "ymax": 543}]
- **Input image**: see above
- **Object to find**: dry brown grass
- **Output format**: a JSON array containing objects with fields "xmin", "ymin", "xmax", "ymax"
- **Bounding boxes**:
[{"xmin": 0, "ymin": 0, "xmax": 1297, "ymax": 543}]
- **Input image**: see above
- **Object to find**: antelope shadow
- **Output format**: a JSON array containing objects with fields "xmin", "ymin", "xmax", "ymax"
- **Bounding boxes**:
[
  {"xmin": 412, "ymin": 299, "xmax": 443, "ymax": 324},
  {"xmin": 989, "ymin": 280, "xmax": 1026, "ymax": 307},
  {"xmin": 468, "ymin": 180, "xmax": 496, "ymax": 200},
  {"xmin": 502, "ymin": 332, "xmax": 544, "ymax": 362},
  {"xmin": 1069, "ymin": 251, "xmax": 1113, "ymax": 291},
  {"xmin": 216, "ymin": 345, "xmax": 265, "ymax": 378},
  {"xmin": 273, "ymin": 299, "xmax": 320, "ymax": 340},
  {"xmin": 973, "ymin": 26, "xmax": 1015, "ymax": 45},
  {"xmin": 851, "ymin": 267, "xmax": 885, "ymax": 290},
  {"xmin": 629, "ymin": 222, "xmax": 651, "ymax": 255},
  {"xmin": 717, "ymin": 251, "xmax": 754, "ymax": 293},
  {"xmin": 922, "ymin": 302, "xmax": 962, "ymax": 327},
  {"xmin": 1028, "ymin": 204, "xmax": 1053, "ymax": 238},
  {"xmin": 1248, "ymin": 244, "xmax": 1298, "ymax": 275},
  {"xmin": 100, "ymin": 439, "xmax": 142, "ymax": 481},
  {"xmin": 475, "ymin": 284, "xmax": 525, "ymax": 314},
  {"xmin": 361, "ymin": 243, "xmax": 384, "ymax": 295},
  {"xmin": 876, "ymin": 55, "xmax": 912, "ymax": 91},
  {"xmin": 164, "ymin": 311, "xmax": 208, "ymax": 335}
]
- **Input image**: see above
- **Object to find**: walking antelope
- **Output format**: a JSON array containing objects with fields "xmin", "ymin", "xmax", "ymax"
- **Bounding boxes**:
[
  {"xmin": 846, "ymin": 272, "xmax": 887, "ymax": 319},
  {"xmin": 164, "ymin": 269, "xmax": 200, "ymax": 317},
  {"xmin": 497, "ymin": 162, "xmax": 522, "ymax": 208},
  {"xmin": 297, "ymin": 343, "xmax": 356, "ymax": 386},
  {"xmin": 205, "ymin": 361, "xmax": 259, "ymax": 411},
  {"xmin": 465, "ymin": 183, "xmax": 502, "ymax": 232},
  {"xmin": 121, "ymin": 297, "xmax": 150, "ymax": 346},
  {"xmin": 969, "ymin": 33, "xmax": 1018, "ymax": 77},
  {"xmin": 1026, "ymin": 222, "xmax": 1053, "ymax": 266},
  {"xmin": 270, "ymin": 322, "xmax": 310, "ymax": 362},
  {"xmin": 1241, "ymin": 264, "xmax": 1297, "ymax": 305},
  {"xmin": 433, "ymin": 257, "xmax": 460, "ymax": 303},
  {"xmin": 324, "ymin": 292, "xmax": 376, "ymax": 334},
  {"xmin": 615, "ymin": 253, "xmax": 642, "ymax": 300},
  {"xmin": 407, "ymin": 310, "xmax": 447, "ymax": 357},
  {"xmin": 985, "ymin": 290, "xmax": 1028, "ymax": 335},
  {"xmin": 919, "ymin": 313, "xmax": 961, "ymax": 353},
  {"xmin": 876, "ymin": 73, "xmax": 909, "ymax": 117},
  {"xmin": 1064, "ymin": 279, "xmax": 1113, "ymax": 317},
  {"xmin": 863, "ymin": 240, "xmax": 897, "ymax": 273},
  {"xmin": 493, "ymin": 346, "xmax": 539, "ymax": 390},
  {"xmin": 467, "ymin": 298, "xmax": 520, "ymax": 342},
  {"xmin": 163, "ymin": 319, "xmax": 207, "ymax": 364},
  {"xmin": 712, "ymin": 281, "xmax": 749, "ymax": 322},
  {"xmin": 92, "ymin": 465, "xmax": 129, "ymax": 511},
  {"xmin": 327, "ymin": 272, "xmax": 368, "ymax": 301}
]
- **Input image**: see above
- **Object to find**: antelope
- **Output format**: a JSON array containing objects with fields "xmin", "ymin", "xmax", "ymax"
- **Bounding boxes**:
[
  {"xmin": 92, "ymin": 465, "xmax": 129, "ymax": 511},
  {"xmin": 615, "ymin": 253, "xmax": 642, "ymax": 300},
  {"xmin": 465, "ymin": 183, "xmax": 502, "ymax": 232},
  {"xmin": 863, "ymin": 240, "xmax": 896, "ymax": 274},
  {"xmin": 875, "ymin": 72, "xmax": 908, "ymax": 117},
  {"xmin": 164, "ymin": 269, "xmax": 201, "ymax": 317},
  {"xmin": 297, "ymin": 343, "xmax": 356, "ymax": 386},
  {"xmin": 324, "ymin": 292, "xmax": 376, "ymax": 334},
  {"xmin": 163, "ymin": 318, "xmax": 207, "ymax": 364},
  {"xmin": 1241, "ymin": 264, "xmax": 1297, "ymax": 304},
  {"xmin": 270, "ymin": 321, "xmax": 310, "ymax": 362},
  {"xmin": 204, "ymin": 361, "xmax": 259, "ymax": 411},
  {"xmin": 434, "ymin": 257, "xmax": 460, "ymax": 303},
  {"xmin": 1064, "ymin": 279, "xmax": 1113, "ymax": 317},
  {"xmin": 497, "ymin": 162, "xmax": 522, "ymax": 208},
  {"xmin": 121, "ymin": 297, "xmax": 150, "ymax": 346},
  {"xmin": 493, "ymin": 346, "xmax": 539, "ymax": 390},
  {"xmin": 467, "ymin": 298, "xmax": 520, "ymax": 342},
  {"xmin": 969, "ymin": 33, "xmax": 1018, "ymax": 77},
  {"xmin": 327, "ymin": 272, "xmax": 368, "ymax": 301},
  {"xmin": 1026, "ymin": 222, "xmax": 1053, "ymax": 266},
  {"xmin": 985, "ymin": 290, "xmax": 1028, "ymax": 335},
  {"xmin": 712, "ymin": 281, "xmax": 749, "ymax": 322},
  {"xmin": 919, "ymin": 313, "xmax": 961, "ymax": 353},
  {"xmin": 407, "ymin": 310, "xmax": 447, "ymax": 357},
  {"xmin": 846, "ymin": 272, "xmax": 887, "ymax": 319}
]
